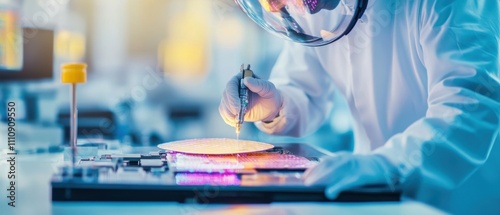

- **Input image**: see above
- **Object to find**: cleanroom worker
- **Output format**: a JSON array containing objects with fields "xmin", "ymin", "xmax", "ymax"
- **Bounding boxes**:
[{"xmin": 219, "ymin": 0, "xmax": 500, "ymax": 213}]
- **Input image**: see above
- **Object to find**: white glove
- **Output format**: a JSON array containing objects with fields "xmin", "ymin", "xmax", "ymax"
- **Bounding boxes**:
[
  {"xmin": 303, "ymin": 153, "xmax": 399, "ymax": 199},
  {"xmin": 219, "ymin": 74, "xmax": 283, "ymax": 127}
]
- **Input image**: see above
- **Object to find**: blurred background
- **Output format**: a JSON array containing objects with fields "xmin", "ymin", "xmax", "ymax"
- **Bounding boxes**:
[{"xmin": 0, "ymin": 0, "xmax": 354, "ymax": 154}]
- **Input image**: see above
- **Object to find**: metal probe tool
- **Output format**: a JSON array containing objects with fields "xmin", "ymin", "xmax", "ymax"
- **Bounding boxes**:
[
  {"xmin": 236, "ymin": 64, "xmax": 253, "ymax": 136},
  {"xmin": 61, "ymin": 63, "xmax": 87, "ymax": 169}
]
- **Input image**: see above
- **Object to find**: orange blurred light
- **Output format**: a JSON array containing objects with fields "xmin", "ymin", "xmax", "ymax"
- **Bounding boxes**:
[
  {"xmin": 55, "ymin": 30, "xmax": 85, "ymax": 60},
  {"xmin": 258, "ymin": 0, "xmax": 287, "ymax": 12},
  {"xmin": 0, "ymin": 10, "xmax": 22, "ymax": 70},
  {"xmin": 158, "ymin": 0, "xmax": 209, "ymax": 79}
]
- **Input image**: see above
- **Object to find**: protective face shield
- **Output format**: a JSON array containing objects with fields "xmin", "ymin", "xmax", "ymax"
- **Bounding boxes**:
[{"xmin": 234, "ymin": 0, "xmax": 368, "ymax": 46}]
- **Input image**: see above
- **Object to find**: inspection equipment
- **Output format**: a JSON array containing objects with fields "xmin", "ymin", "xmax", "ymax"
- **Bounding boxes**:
[
  {"xmin": 236, "ymin": 64, "xmax": 253, "ymax": 135},
  {"xmin": 51, "ymin": 141, "xmax": 401, "ymax": 203},
  {"xmin": 61, "ymin": 63, "xmax": 87, "ymax": 168}
]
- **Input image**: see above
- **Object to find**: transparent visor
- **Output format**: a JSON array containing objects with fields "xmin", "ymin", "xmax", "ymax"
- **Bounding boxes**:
[{"xmin": 235, "ymin": 0, "xmax": 365, "ymax": 46}]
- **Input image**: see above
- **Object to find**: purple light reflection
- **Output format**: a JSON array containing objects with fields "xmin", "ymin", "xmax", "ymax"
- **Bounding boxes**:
[
  {"xmin": 168, "ymin": 152, "xmax": 245, "ymax": 172},
  {"xmin": 167, "ymin": 151, "xmax": 317, "ymax": 173},
  {"xmin": 175, "ymin": 173, "xmax": 241, "ymax": 186}
]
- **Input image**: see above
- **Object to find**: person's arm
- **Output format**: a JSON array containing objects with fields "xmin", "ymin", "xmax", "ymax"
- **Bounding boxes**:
[
  {"xmin": 304, "ymin": 1, "xmax": 500, "ymax": 200},
  {"xmin": 255, "ymin": 41, "xmax": 336, "ymax": 137},
  {"xmin": 374, "ymin": 0, "xmax": 500, "ymax": 189}
]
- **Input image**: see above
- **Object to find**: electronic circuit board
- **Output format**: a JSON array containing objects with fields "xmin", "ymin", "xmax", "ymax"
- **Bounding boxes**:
[{"xmin": 51, "ymin": 143, "xmax": 401, "ymax": 203}]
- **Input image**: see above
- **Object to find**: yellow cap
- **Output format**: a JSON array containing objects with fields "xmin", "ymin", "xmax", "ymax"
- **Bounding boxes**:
[{"xmin": 61, "ymin": 63, "xmax": 87, "ymax": 83}]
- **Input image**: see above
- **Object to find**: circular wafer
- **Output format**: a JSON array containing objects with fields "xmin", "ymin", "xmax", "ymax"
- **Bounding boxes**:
[{"xmin": 157, "ymin": 138, "xmax": 274, "ymax": 155}]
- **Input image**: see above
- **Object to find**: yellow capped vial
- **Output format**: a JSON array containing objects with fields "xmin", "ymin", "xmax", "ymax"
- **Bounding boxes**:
[{"xmin": 61, "ymin": 63, "xmax": 87, "ymax": 83}]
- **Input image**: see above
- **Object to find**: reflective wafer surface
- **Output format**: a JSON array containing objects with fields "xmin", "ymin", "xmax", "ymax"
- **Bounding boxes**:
[{"xmin": 157, "ymin": 138, "xmax": 274, "ymax": 155}]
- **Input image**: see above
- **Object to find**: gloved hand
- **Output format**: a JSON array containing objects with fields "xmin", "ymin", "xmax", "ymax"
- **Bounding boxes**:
[
  {"xmin": 219, "ymin": 73, "xmax": 283, "ymax": 127},
  {"xmin": 303, "ymin": 153, "xmax": 399, "ymax": 199}
]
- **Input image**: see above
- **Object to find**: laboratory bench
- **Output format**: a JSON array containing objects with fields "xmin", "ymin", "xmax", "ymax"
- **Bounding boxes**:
[{"xmin": 0, "ymin": 147, "xmax": 445, "ymax": 215}]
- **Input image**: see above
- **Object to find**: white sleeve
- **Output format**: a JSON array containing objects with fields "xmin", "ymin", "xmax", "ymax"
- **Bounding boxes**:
[
  {"xmin": 374, "ymin": 0, "xmax": 500, "ymax": 189},
  {"xmin": 255, "ymin": 42, "xmax": 336, "ymax": 137}
]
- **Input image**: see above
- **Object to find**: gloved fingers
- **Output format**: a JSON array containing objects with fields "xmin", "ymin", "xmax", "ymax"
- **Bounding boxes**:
[
  {"xmin": 303, "ymin": 156, "xmax": 349, "ymax": 185},
  {"xmin": 303, "ymin": 166, "xmax": 334, "ymax": 185},
  {"xmin": 303, "ymin": 159, "xmax": 331, "ymax": 184},
  {"xmin": 219, "ymin": 86, "xmax": 239, "ymax": 119},
  {"xmin": 225, "ymin": 76, "xmax": 242, "ymax": 110},
  {"xmin": 303, "ymin": 157, "xmax": 329, "ymax": 181},
  {"xmin": 302, "ymin": 152, "xmax": 356, "ymax": 185},
  {"xmin": 219, "ymin": 100, "xmax": 236, "ymax": 126},
  {"xmin": 322, "ymin": 155, "xmax": 398, "ymax": 199},
  {"xmin": 243, "ymin": 77, "xmax": 277, "ymax": 99},
  {"xmin": 370, "ymin": 155, "xmax": 400, "ymax": 186},
  {"xmin": 230, "ymin": 72, "xmax": 243, "ymax": 83},
  {"xmin": 223, "ymin": 89, "xmax": 240, "ymax": 116},
  {"xmin": 324, "ymin": 176, "xmax": 364, "ymax": 199},
  {"xmin": 303, "ymin": 153, "xmax": 399, "ymax": 200},
  {"xmin": 225, "ymin": 74, "xmax": 242, "ymax": 98},
  {"xmin": 302, "ymin": 152, "xmax": 352, "ymax": 181},
  {"xmin": 226, "ymin": 75, "xmax": 239, "ymax": 91}
]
